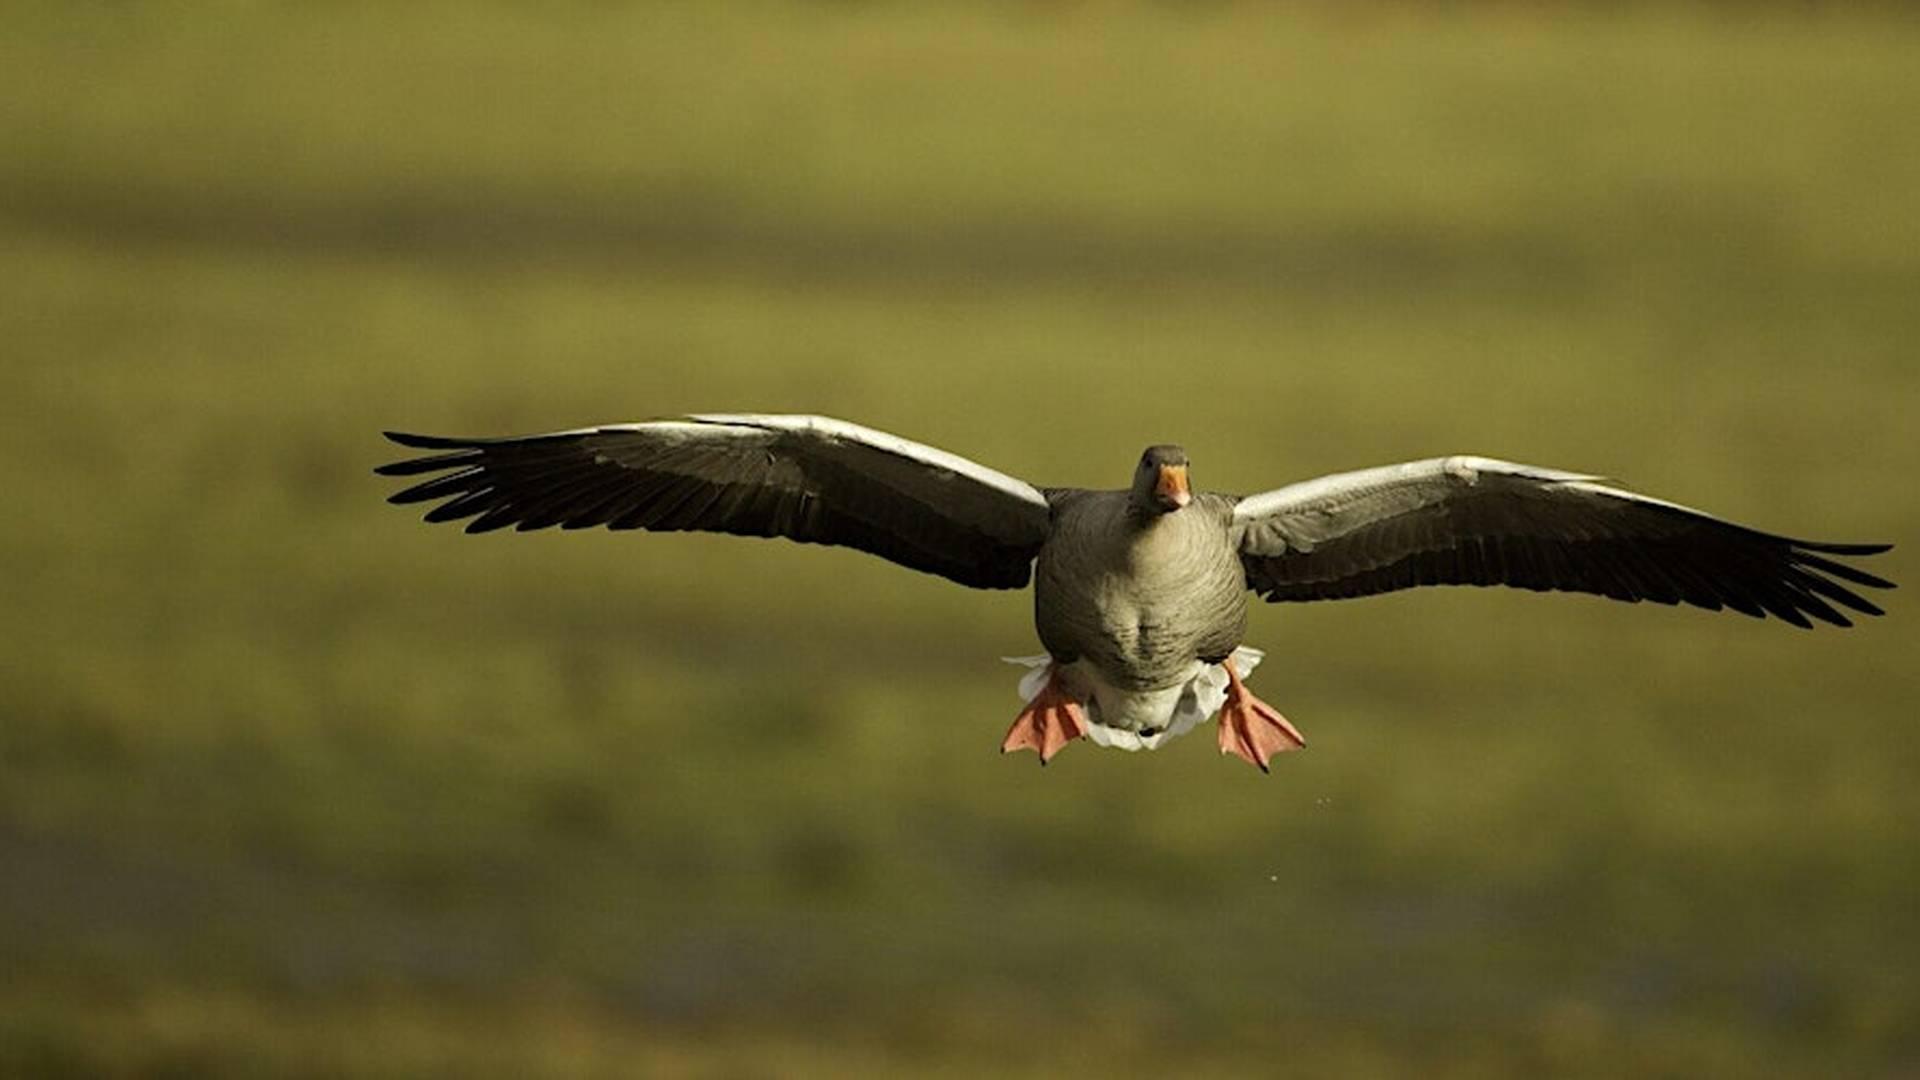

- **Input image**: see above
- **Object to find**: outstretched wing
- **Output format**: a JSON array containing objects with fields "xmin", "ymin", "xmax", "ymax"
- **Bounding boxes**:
[
  {"xmin": 376, "ymin": 413, "xmax": 1053, "ymax": 589},
  {"xmin": 1232, "ymin": 456, "xmax": 1893, "ymax": 627}
]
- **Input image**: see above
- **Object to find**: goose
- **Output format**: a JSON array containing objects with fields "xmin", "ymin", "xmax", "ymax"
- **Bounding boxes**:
[{"xmin": 376, "ymin": 414, "xmax": 1894, "ymax": 770}]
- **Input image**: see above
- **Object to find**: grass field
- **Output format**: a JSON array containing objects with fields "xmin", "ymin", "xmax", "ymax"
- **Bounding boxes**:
[{"xmin": 3, "ymin": 4, "xmax": 1917, "ymax": 1075}]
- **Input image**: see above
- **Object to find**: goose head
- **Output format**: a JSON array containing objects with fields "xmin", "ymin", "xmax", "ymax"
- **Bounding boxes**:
[{"xmin": 1130, "ymin": 445, "xmax": 1191, "ymax": 516}]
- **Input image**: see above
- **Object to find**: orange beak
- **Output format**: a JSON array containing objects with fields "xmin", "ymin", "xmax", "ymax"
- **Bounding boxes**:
[{"xmin": 1155, "ymin": 463, "xmax": 1191, "ymax": 508}]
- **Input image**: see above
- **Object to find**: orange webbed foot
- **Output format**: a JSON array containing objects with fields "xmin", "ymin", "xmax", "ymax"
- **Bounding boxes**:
[
  {"xmin": 1216, "ymin": 658, "xmax": 1305, "ymax": 772},
  {"xmin": 1001, "ymin": 668, "xmax": 1088, "ymax": 766}
]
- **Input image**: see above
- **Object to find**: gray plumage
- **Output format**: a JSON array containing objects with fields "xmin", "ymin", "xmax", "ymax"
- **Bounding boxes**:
[{"xmin": 1036, "ymin": 482, "xmax": 1246, "ymax": 693}]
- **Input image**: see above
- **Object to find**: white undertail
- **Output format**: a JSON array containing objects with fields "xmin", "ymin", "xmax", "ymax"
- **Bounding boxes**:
[{"xmin": 1003, "ymin": 646, "xmax": 1266, "ymax": 751}]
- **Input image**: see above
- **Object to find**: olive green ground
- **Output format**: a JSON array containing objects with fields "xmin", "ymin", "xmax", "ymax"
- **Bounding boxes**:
[{"xmin": 3, "ymin": 4, "xmax": 1916, "ymax": 1076}]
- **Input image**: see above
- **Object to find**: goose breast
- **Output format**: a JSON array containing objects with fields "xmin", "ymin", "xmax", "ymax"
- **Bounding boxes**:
[{"xmin": 1035, "ymin": 493, "xmax": 1247, "ymax": 691}]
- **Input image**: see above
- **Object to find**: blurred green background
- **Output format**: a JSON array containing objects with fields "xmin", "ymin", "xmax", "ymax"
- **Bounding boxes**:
[{"xmin": 3, "ymin": 3, "xmax": 1916, "ymax": 1076}]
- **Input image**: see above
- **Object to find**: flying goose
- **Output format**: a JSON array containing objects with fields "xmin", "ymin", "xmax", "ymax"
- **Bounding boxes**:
[{"xmin": 377, "ymin": 414, "xmax": 1894, "ymax": 770}]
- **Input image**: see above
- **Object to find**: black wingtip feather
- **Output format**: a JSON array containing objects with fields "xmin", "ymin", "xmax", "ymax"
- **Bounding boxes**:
[
  {"xmin": 422, "ymin": 487, "xmax": 499, "ymax": 524},
  {"xmin": 464, "ymin": 506, "xmax": 524, "ymax": 534},
  {"xmin": 375, "ymin": 450, "xmax": 481, "ymax": 477},
  {"xmin": 386, "ymin": 467, "xmax": 486, "ymax": 505},
  {"xmin": 1794, "ymin": 551, "xmax": 1898, "ymax": 591},
  {"xmin": 1805, "ymin": 584, "xmax": 1884, "ymax": 618},
  {"xmin": 1791, "ymin": 539, "xmax": 1894, "ymax": 557},
  {"xmin": 1782, "ymin": 584, "xmax": 1853, "ymax": 628},
  {"xmin": 383, "ymin": 430, "xmax": 478, "ymax": 450}
]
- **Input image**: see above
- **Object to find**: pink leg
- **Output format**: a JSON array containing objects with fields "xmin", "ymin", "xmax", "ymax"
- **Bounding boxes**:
[
  {"xmin": 1000, "ymin": 668, "xmax": 1089, "ymax": 766},
  {"xmin": 1217, "ymin": 658, "xmax": 1306, "ymax": 772}
]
